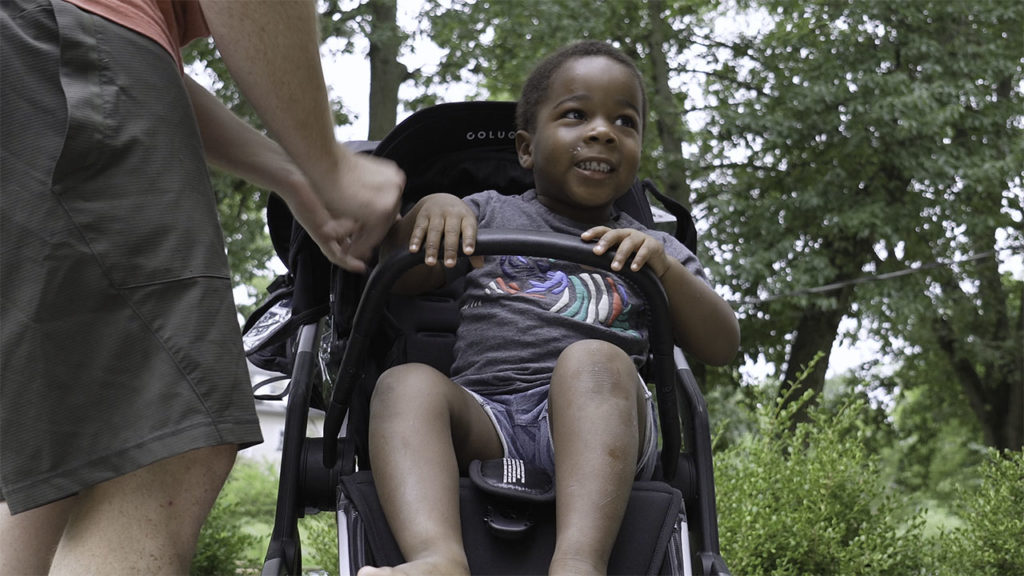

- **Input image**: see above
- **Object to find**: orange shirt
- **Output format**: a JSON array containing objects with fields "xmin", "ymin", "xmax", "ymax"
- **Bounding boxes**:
[{"xmin": 66, "ymin": 0, "xmax": 208, "ymax": 70}]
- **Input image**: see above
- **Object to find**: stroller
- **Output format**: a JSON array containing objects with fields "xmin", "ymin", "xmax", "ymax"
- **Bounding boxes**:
[{"xmin": 246, "ymin": 101, "xmax": 732, "ymax": 576}]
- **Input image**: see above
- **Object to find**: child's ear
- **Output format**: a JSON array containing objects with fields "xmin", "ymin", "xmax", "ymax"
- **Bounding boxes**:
[{"xmin": 515, "ymin": 130, "xmax": 534, "ymax": 169}]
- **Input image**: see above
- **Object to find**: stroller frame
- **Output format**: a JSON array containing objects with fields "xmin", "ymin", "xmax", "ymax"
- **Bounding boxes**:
[{"xmin": 254, "ymin": 102, "xmax": 731, "ymax": 576}]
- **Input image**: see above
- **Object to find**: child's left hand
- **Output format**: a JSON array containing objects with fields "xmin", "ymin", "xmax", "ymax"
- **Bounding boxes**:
[{"xmin": 582, "ymin": 226, "xmax": 670, "ymax": 278}]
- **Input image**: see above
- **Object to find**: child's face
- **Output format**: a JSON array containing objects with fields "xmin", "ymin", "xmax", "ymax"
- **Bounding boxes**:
[{"xmin": 516, "ymin": 55, "xmax": 643, "ymax": 224}]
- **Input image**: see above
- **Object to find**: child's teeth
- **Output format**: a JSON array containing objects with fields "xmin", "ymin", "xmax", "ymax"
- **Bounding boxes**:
[{"xmin": 578, "ymin": 161, "xmax": 610, "ymax": 172}]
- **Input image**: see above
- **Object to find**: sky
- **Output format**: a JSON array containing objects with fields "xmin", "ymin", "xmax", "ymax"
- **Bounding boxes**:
[{"xmin": 321, "ymin": 3, "xmax": 473, "ymax": 143}]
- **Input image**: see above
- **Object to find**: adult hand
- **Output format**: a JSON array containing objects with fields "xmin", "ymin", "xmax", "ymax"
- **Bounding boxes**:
[{"xmin": 294, "ymin": 148, "xmax": 405, "ymax": 273}]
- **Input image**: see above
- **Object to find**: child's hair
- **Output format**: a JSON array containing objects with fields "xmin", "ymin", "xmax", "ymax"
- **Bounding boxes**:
[{"xmin": 516, "ymin": 40, "xmax": 648, "ymax": 135}]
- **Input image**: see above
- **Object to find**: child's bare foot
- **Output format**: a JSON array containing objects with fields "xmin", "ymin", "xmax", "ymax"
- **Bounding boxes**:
[{"xmin": 356, "ymin": 556, "xmax": 470, "ymax": 576}]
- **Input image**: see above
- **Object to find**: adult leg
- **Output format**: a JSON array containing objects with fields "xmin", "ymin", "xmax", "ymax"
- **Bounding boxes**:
[
  {"xmin": 547, "ymin": 340, "xmax": 648, "ymax": 576},
  {"xmin": 0, "ymin": 496, "xmax": 76, "ymax": 575},
  {"xmin": 357, "ymin": 364, "xmax": 503, "ymax": 576},
  {"xmin": 48, "ymin": 443, "xmax": 237, "ymax": 576}
]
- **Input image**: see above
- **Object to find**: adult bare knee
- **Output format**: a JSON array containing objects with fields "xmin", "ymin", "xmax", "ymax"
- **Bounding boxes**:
[
  {"xmin": 49, "ymin": 444, "xmax": 238, "ymax": 575},
  {"xmin": 0, "ymin": 497, "xmax": 76, "ymax": 575}
]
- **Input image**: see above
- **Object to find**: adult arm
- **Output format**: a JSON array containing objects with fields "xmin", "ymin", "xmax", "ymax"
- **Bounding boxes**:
[
  {"xmin": 197, "ymin": 0, "xmax": 404, "ymax": 272},
  {"xmin": 184, "ymin": 76, "xmax": 310, "ymax": 203}
]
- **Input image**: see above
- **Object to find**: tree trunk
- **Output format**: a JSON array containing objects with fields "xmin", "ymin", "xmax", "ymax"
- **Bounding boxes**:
[
  {"xmin": 366, "ymin": 0, "xmax": 406, "ymax": 140},
  {"xmin": 780, "ymin": 283, "xmax": 854, "ymax": 425},
  {"xmin": 933, "ymin": 258, "xmax": 1024, "ymax": 452},
  {"xmin": 934, "ymin": 315, "xmax": 1022, "ymax": 451},
  {"xmin": 643, "ymin": 0, "xmax": 692, "ymax": 208},
  {"xmin": 778, "ymin": 228, "xmax": 872, "ymax": 423},
  {"xmin": 1012, "ymin": 283, "xmax": 1024, "ymax": 451}
]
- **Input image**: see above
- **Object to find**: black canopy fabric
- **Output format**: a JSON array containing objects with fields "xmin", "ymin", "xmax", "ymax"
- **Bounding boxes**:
[{"xmin": 373, "ymin": 101, "xmax": 534, "ymax": 203}]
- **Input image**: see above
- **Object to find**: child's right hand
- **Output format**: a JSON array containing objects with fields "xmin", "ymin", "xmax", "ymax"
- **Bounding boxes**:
[{"xmin": 407, "ymin": 193, "xmax": 481, "ymax": 268}]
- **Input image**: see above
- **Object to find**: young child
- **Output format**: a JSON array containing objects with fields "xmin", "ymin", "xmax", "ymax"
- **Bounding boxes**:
[{"xmin": 358, "ymin": 41, "xmax": 740, "ymax": 576}]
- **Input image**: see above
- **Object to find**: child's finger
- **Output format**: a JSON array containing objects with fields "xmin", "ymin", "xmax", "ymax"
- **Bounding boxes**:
[
  {"xmin": 581, "ymin": 225, "xmax": 611, "ymax": 241},
  {"xmin": 461, "ymin": 217, "xmax": 477, "ymax": 256},
  {"xmin": 442, "ymin": 216, "xmax": 464, "ymax": 267},
  {"xmin": 588, "ymin": 228, "xmax": 624, "ymax": 255},
  {"xmin": 632, "ymin": 237, "xmax": 669, "ymax": 275},
  {"xmin": 408, "ymin": 216, "xmax": 428, "ymax": 253},
  {"xmin": 630, "ymin": 242, "xmax": 651, "ymax": 271},
  {"xmin": 609, "ymin": 235, "xmax": 638, "ymax": 270},
  {"xmin": 421, "ymin": 214, "xmax": 446, "ymax": 265}
]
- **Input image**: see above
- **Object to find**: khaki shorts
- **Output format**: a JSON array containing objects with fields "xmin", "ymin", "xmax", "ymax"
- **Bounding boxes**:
[{"xmin": 1, "ymin": 0, "xmax": 262, "ymax": 514}]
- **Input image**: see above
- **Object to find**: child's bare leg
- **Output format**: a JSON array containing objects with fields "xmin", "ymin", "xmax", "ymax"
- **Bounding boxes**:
[
  {"xmin": 547, "ymin": 340, "xmax": 648, "ymax": 576},
  {"xmin": 358, "ymin": 363, "xmax": 503, "ymax": 576}
]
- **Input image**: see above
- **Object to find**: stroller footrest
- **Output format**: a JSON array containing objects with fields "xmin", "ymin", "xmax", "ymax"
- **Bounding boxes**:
[
  {"xmin": 469, "ymin": 458, "xmax": 555, "ymax": 503},
  {"xmin": 483, "ymin": 503, "xmax": 535, "ymax": 539},
  {"xmin": 470, "ymin": 458, "xmax": 555, "ymax": 540}
]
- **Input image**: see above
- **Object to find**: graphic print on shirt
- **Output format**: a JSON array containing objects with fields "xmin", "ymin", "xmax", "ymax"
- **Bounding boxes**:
[{"xmin": 483, "ymin": 256, "xmax": 641, "ymax": 336}]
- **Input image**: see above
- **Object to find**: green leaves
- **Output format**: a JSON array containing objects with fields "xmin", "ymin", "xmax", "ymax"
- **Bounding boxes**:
[
  {"xmin": 187, "ymin": 0, "xmax": 1021, "ymax": 449},
  {"xmin": 933, "ymin": 450, "xmax": 1024, "ymax": 576},
  {"xmin": 693, "ymin": 0, "xmax": 1022, "ymax": 437},
  {"xmin": 715, "ymin": 388, "xmax": 930, "ymax": 575}
]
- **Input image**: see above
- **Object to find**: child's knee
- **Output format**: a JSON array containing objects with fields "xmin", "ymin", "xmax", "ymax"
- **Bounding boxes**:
[
  {"xmin": 559, "ymin": 339, "xmax": 630, "ymax": 364},
  {"xmin": 370, "ymin": 363, "xmax": 451, "ymax": 417},
  {"xmin": 554, "ymin": 340, "xmax": 636, "ymax": 396}
]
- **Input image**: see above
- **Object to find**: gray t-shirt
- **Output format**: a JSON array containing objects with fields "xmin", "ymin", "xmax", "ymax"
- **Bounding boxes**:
[{"xmin": 450, "ymin": 189, "xmax": 709, "ymax": 397}]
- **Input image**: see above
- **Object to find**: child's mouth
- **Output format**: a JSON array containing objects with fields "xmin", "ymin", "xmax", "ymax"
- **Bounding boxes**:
[{"xmin": 575, "ymin": 160, "xmax": 613, "ymax": 173}]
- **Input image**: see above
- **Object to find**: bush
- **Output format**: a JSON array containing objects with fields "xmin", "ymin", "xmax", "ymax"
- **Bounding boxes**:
[
  {"xmin": 299, "ymin": 511, "xmax": 341, "ymax": 576},
  {"xmin": 192, "ymin": 458, "xmax": 277, "ymax": 575},
  {"xmin": 714, "ymin": 388, "xmax": 929, "ymax": 575},
  {"xmin": 191, "ymin": 457, "xmax": 343, "ymax": 575},
  {"xmin": 191, "ymin": 488, "xmax": 261, "ymax": 576},
  {"xmin": 931, "ymin": 449, "xmax": 1024, "ymax": 576}
]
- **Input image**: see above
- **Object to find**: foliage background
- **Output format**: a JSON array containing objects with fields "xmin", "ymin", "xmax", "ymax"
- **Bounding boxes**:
[
  {"xmin": 185, "ymin": 0, "xmax": 1022, "ymax": 573},
  {"xmin": 194, "ymin": 388, "xmax": 1024, "ymax": 575}
]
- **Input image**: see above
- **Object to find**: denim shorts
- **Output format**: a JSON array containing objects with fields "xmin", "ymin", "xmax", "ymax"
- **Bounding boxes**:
[{"xmin": 467, "ymin": 377, "xmax": 659, "ymax": 480}]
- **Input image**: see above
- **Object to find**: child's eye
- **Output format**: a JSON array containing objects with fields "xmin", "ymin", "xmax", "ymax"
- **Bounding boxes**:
[
  {"xmin": 563, "ymin": 109, "xmax": 585, "ymax": 121},
  {"xmin": 616, "ymin": 115, "xmax": 638, "ymax": 129}
]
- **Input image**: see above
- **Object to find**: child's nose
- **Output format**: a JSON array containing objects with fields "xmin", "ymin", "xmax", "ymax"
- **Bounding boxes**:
[{"xmin": 586, "ymin": 118, "xmax": 616, "ymax": 143}]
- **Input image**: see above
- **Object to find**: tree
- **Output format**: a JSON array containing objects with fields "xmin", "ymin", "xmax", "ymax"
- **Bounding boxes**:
[
  {"xmin": 321, "ymin": 0, "xmax": 411, "ymax": 140},
  {"xmin": 692, "ymin": 0, "xmax": 1023, "ymax": 441},
  {"xmin": 423, "ymin": 0, "xmax": 715, "ymax": 208}
]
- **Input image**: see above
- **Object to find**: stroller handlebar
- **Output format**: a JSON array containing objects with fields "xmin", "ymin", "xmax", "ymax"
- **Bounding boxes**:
[{"xmin": 322, "ymin": 229, "xmax": 681, "ymax": 479}]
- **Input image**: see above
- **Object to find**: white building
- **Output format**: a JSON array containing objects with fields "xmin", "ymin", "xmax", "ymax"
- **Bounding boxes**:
[{"xmin": 239, "ymin": 363, "xmax": 326, "ymax": 467}]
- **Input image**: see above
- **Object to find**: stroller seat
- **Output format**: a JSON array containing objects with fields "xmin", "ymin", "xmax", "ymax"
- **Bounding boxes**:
[
  {"xmin": 249, "ymin": 102, "xmax": 731, "ymax": 576},
  {"xmin": 341, "ymin": 471, "xmax": 685, "ymax": 575}
]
